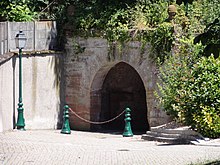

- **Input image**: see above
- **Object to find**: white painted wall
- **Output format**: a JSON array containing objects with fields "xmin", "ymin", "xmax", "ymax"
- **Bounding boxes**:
[
  {"xmin": 0, "ymin": 59, "xmax": 14, "ymax": 132},
  {"xmin": 0, "ymin": 54, "xmax": 62, "ymax": 132}
]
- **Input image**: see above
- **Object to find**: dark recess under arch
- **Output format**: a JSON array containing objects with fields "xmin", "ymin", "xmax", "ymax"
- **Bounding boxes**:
[{"xmin": 90, "ymin": 62, "xmax": 149, "ymax": 133}]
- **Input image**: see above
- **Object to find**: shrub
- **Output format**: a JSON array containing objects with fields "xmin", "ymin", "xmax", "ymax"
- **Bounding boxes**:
[
  {"xmin": 188, "ymin": 55, "xmax": 220, "ymax": 137},
  {"xmin": 157, "ymin": 54, "xmax": 220, "ymax": 138}
]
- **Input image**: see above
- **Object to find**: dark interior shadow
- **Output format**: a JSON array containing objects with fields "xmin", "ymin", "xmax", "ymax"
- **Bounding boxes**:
[{"xmin": 99, "ymin": 62, "xmax": 149, "ymax": 132}]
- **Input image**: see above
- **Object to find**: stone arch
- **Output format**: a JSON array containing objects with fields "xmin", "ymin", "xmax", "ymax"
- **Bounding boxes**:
[{"xmin": 90, "ymin": 61, "xmax": 149, "ymax": 132}]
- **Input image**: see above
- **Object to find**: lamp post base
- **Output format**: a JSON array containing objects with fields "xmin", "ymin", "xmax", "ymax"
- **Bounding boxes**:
[
  {"xmin": 16, "ymin": 103, "xmax": 25, "ymax": 130},
  {"xmin": 16, "ymin": 126, "xmax": 26, "ymax": 131}
]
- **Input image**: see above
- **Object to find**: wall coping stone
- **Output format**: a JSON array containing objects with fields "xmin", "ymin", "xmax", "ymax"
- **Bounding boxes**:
[
  {"xmin": 0, "ymin": 52, "xmax": 14, "ymax": 65},
  {"xmin": 0, "ymin": 50, "xmax": 63, "ymax": 65}
]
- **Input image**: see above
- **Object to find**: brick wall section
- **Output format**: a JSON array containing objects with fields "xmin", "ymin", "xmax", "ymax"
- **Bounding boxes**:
[
  {"xmin": 64, "ymin": 37, "xmax": 109, "ymax": 130},
  {"xmin": 64, "ymin": 37, "xmax": 171, "ymax": 131}
]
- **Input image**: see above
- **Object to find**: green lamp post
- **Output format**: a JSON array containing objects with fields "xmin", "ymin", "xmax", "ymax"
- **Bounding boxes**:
[{"xmin": 15, "ymin": 30, "xmax": 27, "ymax": 130}]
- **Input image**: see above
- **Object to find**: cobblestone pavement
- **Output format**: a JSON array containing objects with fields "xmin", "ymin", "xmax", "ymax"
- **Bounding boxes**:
[{"xmin": 0, "ymin": 130, "xmax": 219, "ymax": 165}]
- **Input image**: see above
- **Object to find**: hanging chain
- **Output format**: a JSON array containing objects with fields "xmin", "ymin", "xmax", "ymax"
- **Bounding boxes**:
[{"xmin": 68, "ymin": 107, "xmax": 125, "ymax": 125}]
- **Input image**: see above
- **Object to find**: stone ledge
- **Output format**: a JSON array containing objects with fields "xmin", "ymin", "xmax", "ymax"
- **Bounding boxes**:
[
  {"xmin": 0, "ymin": 52, "xmax": 14, "ymax": 65},
  {"xmin": 0, "ymin": 50, "xmax": 63, "ymax": 65},
  {"xmin": 13, "ymin": 50, "xmax": 63, "ymax": 56}
]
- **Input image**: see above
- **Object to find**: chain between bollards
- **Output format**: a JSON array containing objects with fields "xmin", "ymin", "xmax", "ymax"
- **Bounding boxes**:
[
  {"xmin": 61, "ymin": 105, "xmax": 133, "ymax": 137},
  {"xmin": 69, "ymin": 107, "xmax": 126, "ymax": 125}
]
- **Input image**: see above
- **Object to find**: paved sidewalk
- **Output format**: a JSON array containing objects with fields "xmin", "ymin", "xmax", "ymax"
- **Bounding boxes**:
[{"xmin": 0, "ymin": 130, "xmax": 219, "ymax": 165}]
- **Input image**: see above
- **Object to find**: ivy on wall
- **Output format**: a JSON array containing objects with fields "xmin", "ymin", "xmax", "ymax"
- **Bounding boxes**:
[
  {"xmin": 61, "ymin": 0, "xmax": 219, "ymax": 62},
  {"xmin": 1, "ymin": 0, "xmax": 219, "ymax": 59}
]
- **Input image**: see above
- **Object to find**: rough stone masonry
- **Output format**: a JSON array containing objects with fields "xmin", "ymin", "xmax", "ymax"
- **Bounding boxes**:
[{"xmin": 64, "ymin": 37, "xmax": 171, "ymax": 132}]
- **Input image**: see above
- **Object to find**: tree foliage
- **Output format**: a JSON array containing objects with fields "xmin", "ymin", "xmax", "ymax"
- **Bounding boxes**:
[
  {"xmin": 194, "ymin": 18, "xmax": 220, "ymax": 58},
  {"xmin": 155, "ymin": 0, "xmax": 220, "ymax": 138},
  {"xmin": 157, "ymin": 53, "xmax": 220, "ymax": 138},
  {"xmin": 0, "ymin": 0, "xmax": 36, "ymax": 21}
]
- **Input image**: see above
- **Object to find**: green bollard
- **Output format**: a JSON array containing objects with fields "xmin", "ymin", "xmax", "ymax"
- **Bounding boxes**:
[
  {"xmin": 123, "ymin": 107, "xmax": 133, "ymax": 137},
  {"xmin": 61, "ymin": 105, "xmax": 71, "ymax": 134}
]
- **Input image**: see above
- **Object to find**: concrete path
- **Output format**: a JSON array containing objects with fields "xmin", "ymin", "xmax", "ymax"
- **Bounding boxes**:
[{"xmin": 0, "ymin": 130, "xmax": 219, "ymax": 165}]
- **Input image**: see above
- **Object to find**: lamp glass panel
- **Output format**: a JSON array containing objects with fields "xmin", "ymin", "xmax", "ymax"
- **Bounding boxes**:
[
  {"xmin": 15, "ymin": 31, "xmax": 27, "ymax": 49},
  {"xmin": 19, "ymin": 38, "xmax": 26, "ymax": 49}
]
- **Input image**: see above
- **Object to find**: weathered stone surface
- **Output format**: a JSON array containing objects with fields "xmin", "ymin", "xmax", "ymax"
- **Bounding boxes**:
[
  {"xmin": 64, "ymin": 37, "xmax": 171, "ymax": 131},
  {"xmin": 0, "ymin": 35, "xmax": 171, "ymax": 132},
  {"xmin": 0, "ymin": 21, "xmax": 57, "ymax": 53},
  {"xmin": 0, "ymin": 53, "xmax": 63, "ymax": 132}
]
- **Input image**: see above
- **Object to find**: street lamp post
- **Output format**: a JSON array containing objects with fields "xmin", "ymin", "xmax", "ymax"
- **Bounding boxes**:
[{"xmin": 15, "ymin": 30, "xmax": 27, "ymax": 130}]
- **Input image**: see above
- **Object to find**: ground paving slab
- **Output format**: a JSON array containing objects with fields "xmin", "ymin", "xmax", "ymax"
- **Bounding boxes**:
[{"xmin": 0, "ymin": 130, "xmax": 219, "ymax": 165}]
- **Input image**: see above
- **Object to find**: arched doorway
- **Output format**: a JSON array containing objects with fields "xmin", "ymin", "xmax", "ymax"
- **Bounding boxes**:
[{"xmin": 90, "ymin": 62, "xmax": 149, "ymax": 133}]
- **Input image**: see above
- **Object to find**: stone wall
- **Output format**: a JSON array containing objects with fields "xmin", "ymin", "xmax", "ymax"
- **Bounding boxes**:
[
  {"xmin": 0, "ymin": 53, "xmax": 63, "ymax": 132},
  {"xmin": 0, "ymin": 21, "xmax": 57, "ymax": 55},
  {"xmin": 0, "ymin": 35, "xmax": 171, "ymax": 133},
  {"xmin": 64, "ymin": 37, "xmax": 171, "ymax": 131}
]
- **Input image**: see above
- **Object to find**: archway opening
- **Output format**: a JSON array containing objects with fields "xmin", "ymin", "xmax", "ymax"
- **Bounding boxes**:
[{"xmin": 90, "ymin": 62, "xmax": 149, "ymax": 133}]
